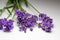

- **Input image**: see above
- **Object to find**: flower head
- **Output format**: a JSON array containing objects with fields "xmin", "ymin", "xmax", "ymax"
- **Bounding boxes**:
[
  {"xmin": 16, "ymin": 10, "xmax": 38, "ymax": 33},
  {"xmin": 0, "ymin": 18, "xmax": 14, "ymax": 32},
  {"xmin": 38, "ymin": 13, "xmax": 53, "ymax": 32},
  {"xmin": 3, "ymin": 18, "xmax": 14, "ymax": 32}
]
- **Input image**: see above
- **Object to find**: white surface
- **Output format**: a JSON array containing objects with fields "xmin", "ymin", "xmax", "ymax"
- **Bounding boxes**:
[{"xmin": 0, "ymin": 0, "xmax": 60, "ymax": 40}]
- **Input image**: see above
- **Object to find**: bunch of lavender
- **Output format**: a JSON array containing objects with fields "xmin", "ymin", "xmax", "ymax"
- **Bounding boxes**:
[
  {"xmin": 0, "ymin": 0, "xmax": 54, "ymax": 33},
  {"xmin": 16, "ymin": 10, "xmax": 38, "ymax": 33},
  {"xmin": 0, "ymin": 18, "xmax": 14, "ymax": 32}
]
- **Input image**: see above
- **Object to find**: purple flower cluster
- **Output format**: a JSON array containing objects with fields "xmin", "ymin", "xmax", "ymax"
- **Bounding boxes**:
[
  {"xmin": 16, "ymin": 10, "xmax": 38, "ymax": 33},
  {"xmin": 0, "ymin": 18, "xmax": 14, "ymax": 32},
  {"xmin": 16, "ymin": 10, "xmax": 54, "ymax": 33},
  {"xmin": 38, "ymin": 14, "xmax": 53, "ymax": 32}
]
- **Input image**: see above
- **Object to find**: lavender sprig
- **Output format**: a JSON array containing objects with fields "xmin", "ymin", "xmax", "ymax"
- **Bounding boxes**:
[
  {"xmin": 0, "ymin": 18, "xmax": 14, "ymax": 32},
  {"xmin": 16, "ymin": 10, "xmax": 38, "ymax": 33},
  {"xmin": 38, "ymin": 14, "xmax": 53, "ymax": 32}
]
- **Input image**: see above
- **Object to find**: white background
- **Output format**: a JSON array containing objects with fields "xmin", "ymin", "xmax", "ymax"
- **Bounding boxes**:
[{"xmin": 0, "ymin": 0, "xmax": 60, "ymax": 40}]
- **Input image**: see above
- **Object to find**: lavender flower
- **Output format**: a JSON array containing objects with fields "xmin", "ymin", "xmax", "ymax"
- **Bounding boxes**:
[
  {"xmin": 3, "ymin": 18, "xmax": 14, "ymax": 32},
  {"xmin": 16, "ymin": 10, "xmax": 38, "ymax": 33},
  {"xmin": 38, "ymin": 13, "xmax": 53, "ymax": 32},
  {"xmin": 0, "ymin": 18, "xmax": 14, "ymax": 32}
]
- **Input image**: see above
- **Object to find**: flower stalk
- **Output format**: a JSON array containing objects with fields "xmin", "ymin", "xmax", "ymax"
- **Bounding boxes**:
[
  {"xmin": 7, "ymin": 8, "xmax": 12, "ymax": 18},
  {"xmin": 28, "ymin": 2, "xmax": 41, "ymax": 14}
]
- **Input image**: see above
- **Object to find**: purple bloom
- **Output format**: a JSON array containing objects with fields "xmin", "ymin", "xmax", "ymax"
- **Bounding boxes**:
[
  {"xmin": 38, "ymin": 13, "xmax": 53, "ymax": 32},
  {"xmin": 0, "ymin": 18, "xmax": 14, "ymax": 32},
  {"xmin": 3, "ymin": 18, "xmax": 14, "ymax": 32},
  {"xmin": 3, "ymin": 25, "xmax": 13, "ymax": 32},
  {"xmin": 16, "ymin": 10, "xmax": 38, "ymax": 33},
  {"xmin": 16, "ymin": 10, "xmax": 25, "ymax": 18},
  {"xmin": 2, "ymin": 18, "xmax": 7, "ymax": 26},
  {"xmin": 7, "ymin": 20, "xmax": 13, "ymax": 25},
  {"xmin": 23, "ymin": 13, "xmax": 32, "ymax": 18},
  {"xmin": 47, "ymin": 18, "xmax": 53, "ymax": 23},
  {"xmin": 42, "ymin": 27, "xmax": 51, "ymax": 32},
  {"xmin": 31, "ymin": 15, "xmax": 38, "ymax": 21},
  {"xmin": 25, "ymin": 22, "xmax": 32, "ymax": 28}
]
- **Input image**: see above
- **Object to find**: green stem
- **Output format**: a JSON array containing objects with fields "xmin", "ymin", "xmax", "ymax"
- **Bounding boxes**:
[
  {"xmin": 4, "ymin": 6, "xmax": 13, "ymax": 9},
  {"xmin": 16, "ymin": 0, "xmax": 20, "ymax": 9},
  {"xmin": 0, "ymin": 6, "xmax": 13, "ymax": 16},
  {"xmin": 16, "ymin": 0, "xmax": 26, "ymax": 11},
  {"xmin": 28, "ymin": 2, "xmax": 41, "ymax": 14},
  {"xmin": 19, "ymin": 3, "xmax": 25, "ymax": 11},
  {"xmin": 7, "ymin": 8, "xmax": 12, "ymax": 18}
]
